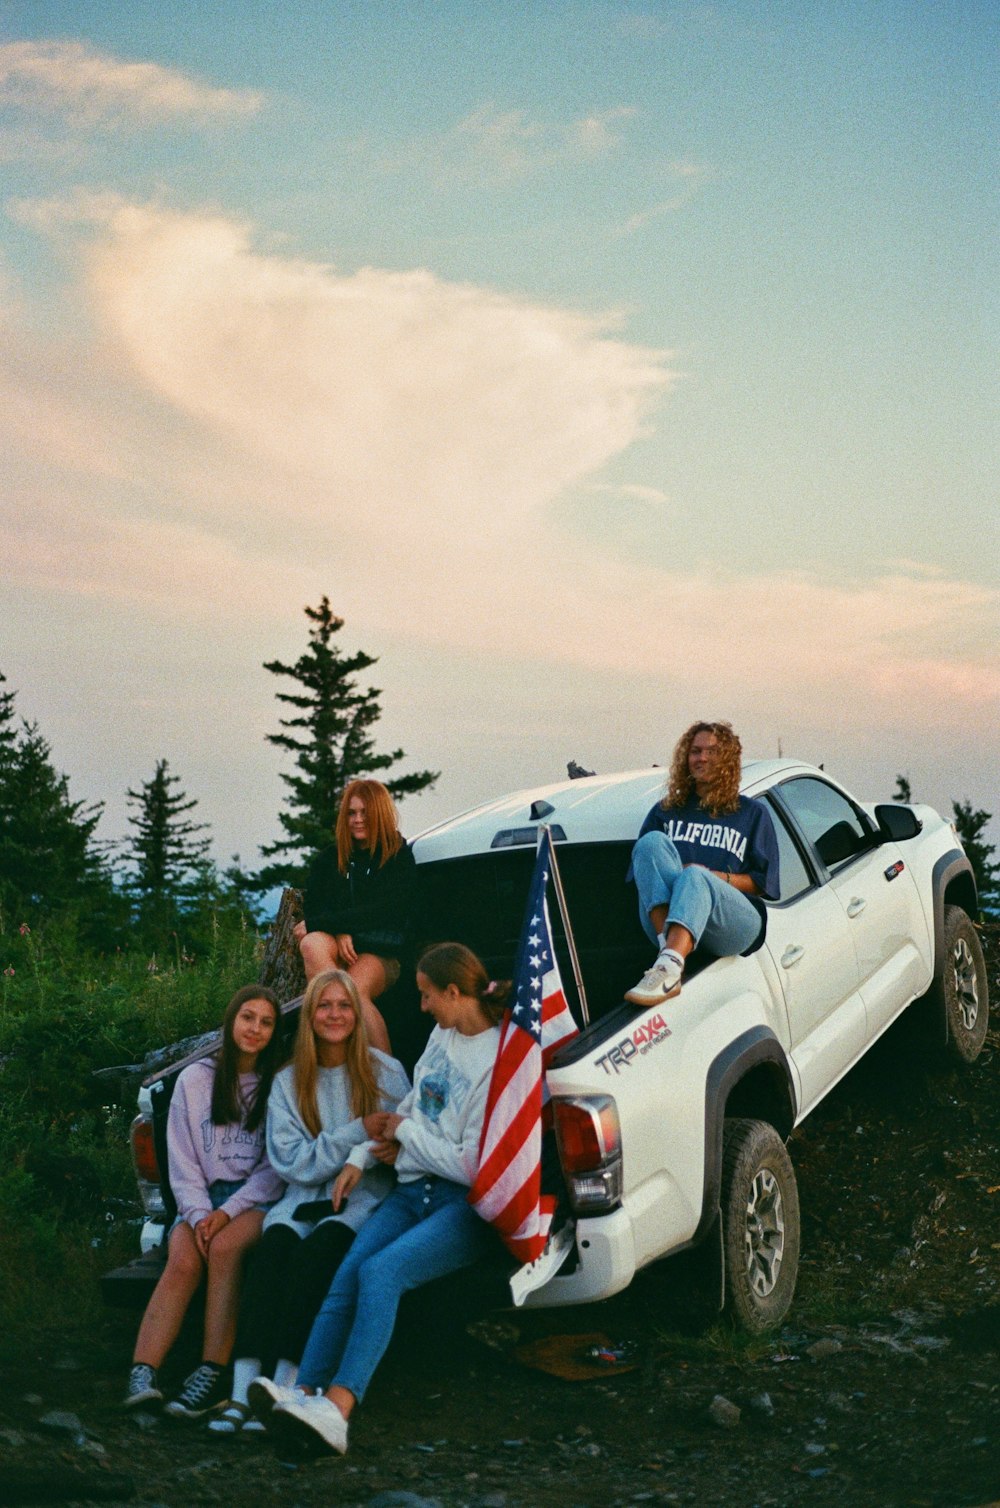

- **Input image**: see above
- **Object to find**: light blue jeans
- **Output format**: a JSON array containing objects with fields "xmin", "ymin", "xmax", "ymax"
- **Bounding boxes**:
[
  {"xmin": 631, "ymin": 831, "xmax": 763, "ymax": 956},
  {"xmin": 296, "ymin": 1175, "xmax": 495, "ymax": 1403}
]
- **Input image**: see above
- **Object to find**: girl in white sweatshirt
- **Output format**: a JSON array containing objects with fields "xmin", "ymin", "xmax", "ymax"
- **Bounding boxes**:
[{"xmin": 250, "ymin": 943, "xmax": 508, "ymax": 1456}]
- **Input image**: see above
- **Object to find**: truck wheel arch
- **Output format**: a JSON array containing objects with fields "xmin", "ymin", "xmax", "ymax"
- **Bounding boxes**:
[
  {"xmin": 694, "ymin": 1027, "xmax": 797, "ymax": 1246},
  {"xmin": 933, "ymin": 850, "xmax": 978, "ymax": 950},
  {"xmin": 918, "ymin": 850, "xmax": 981, "ymax": 1051}
]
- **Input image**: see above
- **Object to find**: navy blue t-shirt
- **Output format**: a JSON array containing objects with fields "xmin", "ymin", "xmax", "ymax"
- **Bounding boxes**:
[{"xmin": 635, "ymin": 795, "xmax": 781, "ymax": 901}]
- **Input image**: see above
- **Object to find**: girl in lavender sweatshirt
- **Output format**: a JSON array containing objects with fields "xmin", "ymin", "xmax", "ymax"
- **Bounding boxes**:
[{"xmin": 123, "ymin": 985, "xmax": 284, "ymax": 1419}]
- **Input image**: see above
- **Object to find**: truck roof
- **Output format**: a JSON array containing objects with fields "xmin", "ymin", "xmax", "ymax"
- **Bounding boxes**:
[{"xmin": 411, "ymin": 758, "xmax": 812, "ymax": 862}]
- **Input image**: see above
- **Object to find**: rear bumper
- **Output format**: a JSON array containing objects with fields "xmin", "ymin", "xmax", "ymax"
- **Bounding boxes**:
[
  {"xmin": 101, "ymin": 1246, "xmax": 166, "ymax": 1309},
  {"xmin": 518, "ymin": 1209, "xmax": 637, "ymax": 1308}
]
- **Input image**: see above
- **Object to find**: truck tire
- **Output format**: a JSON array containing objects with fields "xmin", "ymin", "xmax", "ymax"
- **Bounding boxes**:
[
  {"xmin": 721, "ymin": 1117, "xmax": 800, "ymax": 1333},
  {"xmin": 936, "ymin": 905, "xmax": 989, "ymax": 1064}
]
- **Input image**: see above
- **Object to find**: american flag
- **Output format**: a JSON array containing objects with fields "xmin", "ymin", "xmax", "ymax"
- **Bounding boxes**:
[{"xmin": 469, "ymin": 828, "xmax": 579, "ymax": 1263}]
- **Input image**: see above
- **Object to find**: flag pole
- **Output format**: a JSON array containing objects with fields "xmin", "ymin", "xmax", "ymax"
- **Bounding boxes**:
[{"xmin": 541, "ymin": 824, "xmax": 590, "ymax": 1027}]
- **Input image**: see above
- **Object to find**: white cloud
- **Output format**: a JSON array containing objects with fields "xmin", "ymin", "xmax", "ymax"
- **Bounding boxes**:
[
  {"xmin": 614, "ymin": 163, "xmax": 712, "ymax": 236},
  {"xmin": 372, "ymin": 103, "xmax": 638, "ymax": 184},
  {"xmin": 22, "ymin": 198, "xmax": 670, "ymax": 563},
  {"xmin": 588, "ymin": 482, "xmax": 670, "ymax": 505},
  {"xmin": 0, "ymin": 40, "xmax": 263, "ymax": 126}
]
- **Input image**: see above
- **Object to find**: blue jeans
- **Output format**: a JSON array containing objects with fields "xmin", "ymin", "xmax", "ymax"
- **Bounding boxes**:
[
  {"xmin": 296, "ymin": 1176, "xmax": 495, "ymax": 1403},
  {"xmin": 630, "ymin": 831, "xmax": 762, "ymax": 956}
]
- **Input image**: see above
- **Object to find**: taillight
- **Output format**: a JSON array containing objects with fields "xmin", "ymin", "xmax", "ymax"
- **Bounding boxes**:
[
  {"xmin": 130, "ymin": 1115, "xmax": 159, "ymax": 1181},
  {"xmin": 553, "ymin": 1096, "xmax": 622, "ymax": 1214},
  {"xmin": 130, "ymin": 1113, "xmax": 165, "ymax": 1217}
]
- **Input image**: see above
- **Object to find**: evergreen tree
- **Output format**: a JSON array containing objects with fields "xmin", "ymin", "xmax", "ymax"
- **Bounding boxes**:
[
  {"xmin": 951, "ymin": 798, "xmax": 999, "ymax": 918},
  {"xmin": 124, "ymin": 759, "xmax": 213, "ymax": 947},
  {"xmin": 0, "ymin": 673, "xmax": 117, "ymax": 936},
  {"xmin": 892, "ymin": 773, "xmax": 912, "ymax": 803},
  {"xmin": 253, "ymin": 597, "xmax": 438, "ymax": 890}
]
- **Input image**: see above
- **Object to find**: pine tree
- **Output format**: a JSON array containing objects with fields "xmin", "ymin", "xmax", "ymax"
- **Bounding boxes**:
[
  {"xmin": 124, "ymin": 759, "xmax": 213, "ymax": 947},
  {"xmin": 0, "ymin": 673, "xmax": 116, "ymax": 935},
  {"xmin": 951, "ymin": 798, "xmax": 999, "ymax": 918},
  {"xmin": 253, "ymin": 597, "xmax": 438, "ymax": 890}
]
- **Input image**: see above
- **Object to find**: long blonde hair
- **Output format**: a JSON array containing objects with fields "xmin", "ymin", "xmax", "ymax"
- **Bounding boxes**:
[
  {"xmin": 663, "ymin": 720, "xmax": 743, "ymax": 818},
  {"xmin": 292, "ymin": 969, "xmax": 381, "ymax": 1135}
]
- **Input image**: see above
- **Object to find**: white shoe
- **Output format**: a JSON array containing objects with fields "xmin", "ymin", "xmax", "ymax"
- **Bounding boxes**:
[
  {"xmin": 278, "ymin": 1394, "xmax": 349, "ymax": 1455},
  {"xmin": 509, "ymin": 1223, "xmax": 575, "ymax": 1308},
  {"xmin": 246, "ymin": 1375, "xmax": 306, "ymax": 1427},
  {"xmin": 624, "ymin": 950, "xmax": 683, "ymax": 1007}
]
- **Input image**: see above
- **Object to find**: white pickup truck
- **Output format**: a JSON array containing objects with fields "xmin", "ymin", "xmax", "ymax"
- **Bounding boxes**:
[{"xmin": 113, "ymin": 759, "xmax": 988, "ymax": 1333}]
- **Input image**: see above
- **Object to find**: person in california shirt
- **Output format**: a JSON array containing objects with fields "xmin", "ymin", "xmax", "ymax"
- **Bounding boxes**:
[{"xmin": 625, "ymin": 720, "xmax": 780, "ymax": 1007}]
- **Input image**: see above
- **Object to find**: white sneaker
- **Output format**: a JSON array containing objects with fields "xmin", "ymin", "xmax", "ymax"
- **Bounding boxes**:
[
  {"xmin": 624, "ymin": 949, "xmax": 683, "ymax": 1007},
  {"xmin": 278, "ymin": 1394, "xmax": 349, "ymax": 1455},
  {"xmin": 247, "ymin": 1375, "xmax": 307, "ymax": 1427}
]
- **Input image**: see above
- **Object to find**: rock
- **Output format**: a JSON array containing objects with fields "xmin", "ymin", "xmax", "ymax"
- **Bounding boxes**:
[
  {"xmin": 368, "ymin": 1494, "xmax": 444, "ymax": 1508},
  {"xmin": 466, "ymin": 1318, "xmax": 520, "ymax": 1352},
  {"xmin": 39, "ymin": 1409, "xmax": 85, "ymax": 1437},
  {"xmin": 0, "ymin": 1428, "xmax": 26, "ymax": 1446},
  {"xmin": 806, "ymin": 1338, "xmax": 843, "ymax": 1360},
  {"xmin": 22, "ymin": 1394, "xmax": 43, "ymax": 1407},
  {"xmin": 750, "ymin": 1392, "xmax": 775, "ymax": 1416},
  {"xmin": 579, "ymin": 1441, "xmax": 602, "ymax": 1457},
  {"xmin": 707, "ymin": 1395, "xmax": 741, "ymax": 1429},
  {"xmin": 804, "ymin": 1442, "xmax": 826, "ymax": 1456}
]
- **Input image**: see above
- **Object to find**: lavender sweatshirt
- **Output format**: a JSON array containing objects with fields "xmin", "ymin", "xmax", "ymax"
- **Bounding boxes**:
[{"xmin": 167, "ymin": 1059, "xmax": 283, "ymax": 1230}]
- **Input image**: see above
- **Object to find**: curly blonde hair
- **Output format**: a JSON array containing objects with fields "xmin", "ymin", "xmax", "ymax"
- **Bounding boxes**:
[{"xmin": 662, "ymin": 721, "xmax": 742, "ymax": 818}]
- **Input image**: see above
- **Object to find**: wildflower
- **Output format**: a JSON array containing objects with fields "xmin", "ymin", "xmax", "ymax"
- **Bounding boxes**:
[
  {"xmin": 3, "ymin": 966, "xmax": 14, "ymax": 977},
  {"xmin": 18, "ymin": 923, "xmax": 30, "ymax": 936}
]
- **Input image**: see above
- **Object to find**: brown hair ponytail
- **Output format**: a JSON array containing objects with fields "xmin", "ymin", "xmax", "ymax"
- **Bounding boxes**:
[{"xmin": 416, "ymin": 942, "xmax": 512, "ymax": 1025}]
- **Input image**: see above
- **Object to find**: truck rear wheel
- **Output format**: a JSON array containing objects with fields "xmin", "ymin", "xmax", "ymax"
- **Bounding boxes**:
[{"xmin": 720, "ymin": 1117, "xmax": 800, "ymax": 1333}]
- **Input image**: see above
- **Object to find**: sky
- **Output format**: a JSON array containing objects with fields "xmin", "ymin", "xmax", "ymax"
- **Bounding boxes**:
[{"xmin": 1, "ymin": 0, "xmax": 997, "ymax": 876}]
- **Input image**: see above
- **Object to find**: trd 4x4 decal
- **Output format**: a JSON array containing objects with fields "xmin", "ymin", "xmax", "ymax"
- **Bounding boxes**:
[{"xmin": 594, "ymin": 1012, "xmax": 672, "ymax": 1075}]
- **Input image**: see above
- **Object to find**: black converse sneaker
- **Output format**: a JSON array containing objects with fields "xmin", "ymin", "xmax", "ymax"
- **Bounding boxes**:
[
  {"xmin": 163, "ymin": 1362, "xmax": 228, "ymax": 1420},
  {"xmin": 123, "ymin": 1363, "xmax": 162, "ymax": 1409}
]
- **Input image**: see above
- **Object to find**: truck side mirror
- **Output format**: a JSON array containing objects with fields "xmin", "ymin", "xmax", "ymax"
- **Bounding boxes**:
[{"xmin": 874, "ymin": 803, "xmax": 923, "ymax": 842}]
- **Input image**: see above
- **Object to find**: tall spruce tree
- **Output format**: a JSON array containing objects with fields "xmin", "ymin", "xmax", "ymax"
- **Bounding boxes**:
[
  {"xmin": 951, "ymin": 798, "xmax": 999, "ymax": 918},
  {"xmin": 253, "ymin": 597, "xmax": 438, "ymax": 890},
  {"xmin": 0, "ymin": 672, "xmax": 117, "ymax": 935},
  {"xmin": 124, "ymin": 759, "xmax": 214, "ymax": 947}
]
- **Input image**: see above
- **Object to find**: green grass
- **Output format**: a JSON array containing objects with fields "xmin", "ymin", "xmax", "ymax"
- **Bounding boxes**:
[{"xmin": 0, "ymin": 909, "xmax": 263, "ymax": 1360}]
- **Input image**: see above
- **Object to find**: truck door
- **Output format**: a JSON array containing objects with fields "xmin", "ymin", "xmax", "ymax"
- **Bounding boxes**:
[{"xmin": 760, "ymin": 798, "xmax": 867, "ymax": 1115}]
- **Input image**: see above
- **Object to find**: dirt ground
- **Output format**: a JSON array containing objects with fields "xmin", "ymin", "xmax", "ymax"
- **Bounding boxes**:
[{"xmin": 2, "ymin": 930, "xmax": 998, "ymax": 1508}]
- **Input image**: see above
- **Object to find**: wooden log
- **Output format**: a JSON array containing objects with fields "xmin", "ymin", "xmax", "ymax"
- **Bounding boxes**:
[{"xmin": 257, "ymin": 886, "xmax": 307, "ymax": 1001}]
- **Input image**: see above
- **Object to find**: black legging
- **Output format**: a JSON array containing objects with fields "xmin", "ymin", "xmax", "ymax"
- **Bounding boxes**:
[{"xmin": 237, "ymin": 1221, "xmax": 354, "ymax": 1366}]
